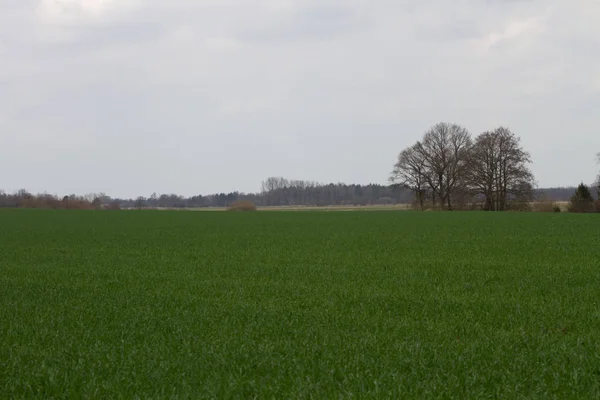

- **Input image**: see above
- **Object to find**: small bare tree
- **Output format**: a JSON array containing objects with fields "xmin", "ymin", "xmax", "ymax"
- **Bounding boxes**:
[{"xmin": 134, "ymin": 196, "xmax": 146, "ymax": 210}]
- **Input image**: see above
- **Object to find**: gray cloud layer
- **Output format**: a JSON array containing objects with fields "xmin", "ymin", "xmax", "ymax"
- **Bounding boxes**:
[{"xmin": 1, "ymin": 0, "xmax": 599, "ymax": 197}]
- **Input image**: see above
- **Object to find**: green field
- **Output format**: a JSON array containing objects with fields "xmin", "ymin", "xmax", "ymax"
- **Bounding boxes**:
[{"xmin": 1, "ymin": 210, "xmax": 600, "ymax": 398}]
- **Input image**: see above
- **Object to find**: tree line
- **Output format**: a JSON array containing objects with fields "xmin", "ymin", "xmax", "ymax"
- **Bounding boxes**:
[
  {"xmin": 0, "ymin": 182, "xmax": 414, "ymax": 209},
  {"xmin": 0, "ymin": 181, "xmax": 591, "ymax": 211}
]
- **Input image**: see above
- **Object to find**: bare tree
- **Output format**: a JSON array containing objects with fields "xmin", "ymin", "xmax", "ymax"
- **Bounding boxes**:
[
  {"xmin": 149, "ymin": 192, "xmax": 159, "ymax": 207},
  {"xmin": 390, "ymin": 144, "xmax": 428, "ymax": 210},
  {"xmin": 468, "ymin": 127, "xmax": 534, "ymax": 211},
  {"xmin": 467, "ymin": 131, "xmax": 497, "ymax": 210},
  {"xmin": 415, "ymin": 123, "xmax": 472, "ymax": 210},
  {"xmin": 134, "ymin": 196, "xmax": 146, "ymax": 210},
  {"xmin": 446, "ymin": 125, "xmax": 473, "ymax": 209}
]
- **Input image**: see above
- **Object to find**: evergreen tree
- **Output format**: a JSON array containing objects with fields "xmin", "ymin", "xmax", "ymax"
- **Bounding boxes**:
[{"xmin": 569, "ymin": 183, "xmax": 594, "ymax": 213}]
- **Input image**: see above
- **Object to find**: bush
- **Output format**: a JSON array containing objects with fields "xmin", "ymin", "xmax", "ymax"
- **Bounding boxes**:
[
  {"xmin": 533, "ymin": 200, "xmax": 555, "ymax": 213},
  {"xmin": 553, "ymin": 206, "xmax": 561, "ymax": 213},
  {"xmin": 227, "ymin": 200, "xmax": 257, "ymax": 212}
]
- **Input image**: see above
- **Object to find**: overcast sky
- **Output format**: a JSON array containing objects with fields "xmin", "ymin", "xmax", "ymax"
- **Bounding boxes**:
[{"xmin": 1, "ymin": 0, "xmax": 599, "ymax": 197}]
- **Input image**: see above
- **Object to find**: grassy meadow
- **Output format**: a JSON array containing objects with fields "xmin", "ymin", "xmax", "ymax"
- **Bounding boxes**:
[{"xmin": 1, "ymin": 209, "xmax": 600, "ymax": 398}]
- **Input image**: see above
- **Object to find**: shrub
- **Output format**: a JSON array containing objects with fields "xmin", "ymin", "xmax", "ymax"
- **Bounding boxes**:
[
  {"xmin": 533, "ymin": 200, "xmax": 555, "ymax": 213},
  {"xmin": 227, "ymin": 200, "xmax": 257, "ymax": 212},
  {"xmin": 553, "ymin": 206, "xmax": 561, "ymax": 213}
]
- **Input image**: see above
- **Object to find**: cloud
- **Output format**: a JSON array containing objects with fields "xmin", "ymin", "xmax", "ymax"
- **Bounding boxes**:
[
  {"xmin": 0, "ymin": 0, "xmax": 599, "ymax": 196},
  {"xmin": 36, "ymin": 0, "xmax": 138, "ymax": 24},
  {"xmin": 476, "ymin": 16, "xmax": 543, "ymax": 50}
]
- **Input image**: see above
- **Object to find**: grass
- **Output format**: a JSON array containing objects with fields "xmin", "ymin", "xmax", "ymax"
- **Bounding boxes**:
[{"xmin": 1, "ymin": 210, "xmax": 600, "ymax": 398}]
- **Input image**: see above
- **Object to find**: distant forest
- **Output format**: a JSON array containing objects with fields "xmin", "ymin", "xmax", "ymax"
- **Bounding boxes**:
[{"xmin": 0, "ymin": 180, "xmax": 587, "ymax": 209}]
